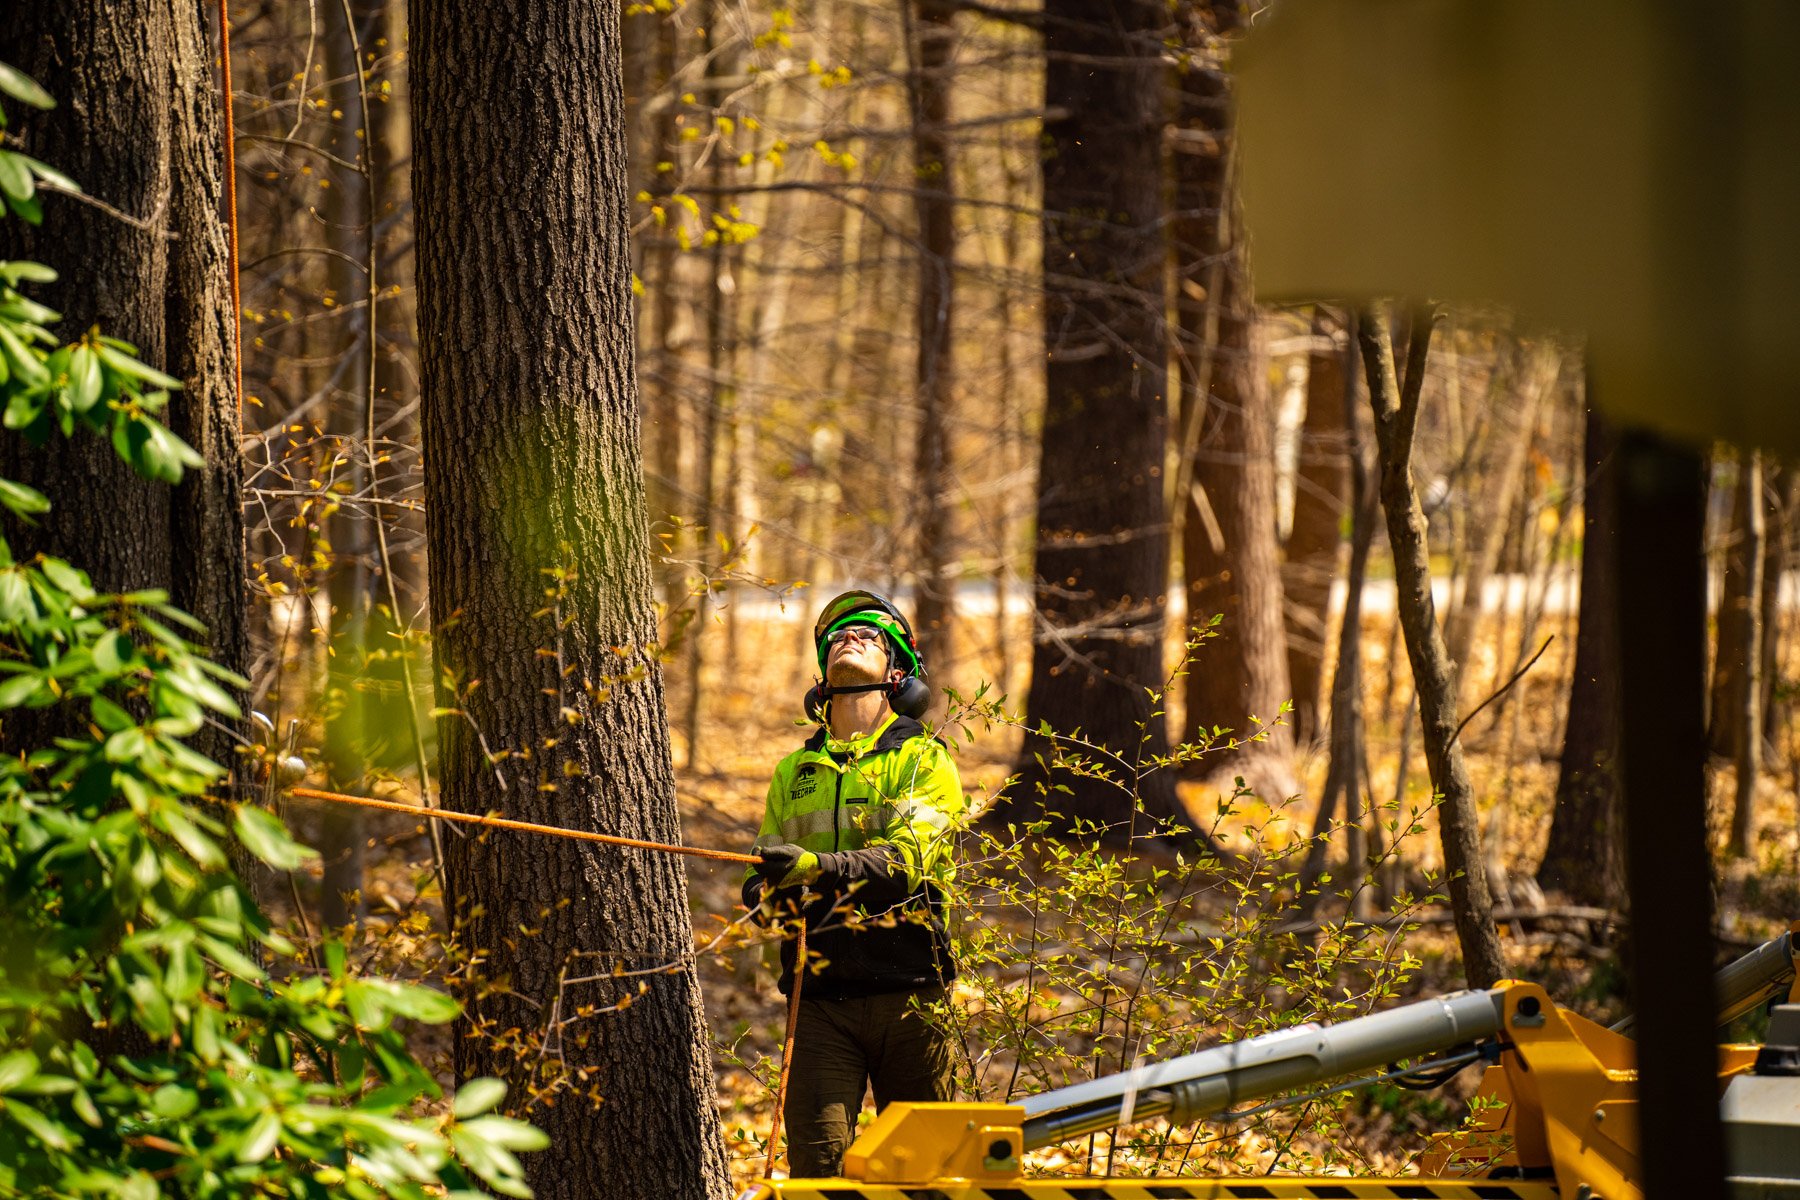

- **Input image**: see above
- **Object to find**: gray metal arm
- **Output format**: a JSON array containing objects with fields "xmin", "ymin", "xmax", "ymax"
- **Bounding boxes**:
[
  {"xmin": 1021, "ymin": 989, "xmax": 1506, "ymax": 1150},
  {"xmin": 1613, "ymin": 928, "xmax": 1796, "ymax": 1037}
]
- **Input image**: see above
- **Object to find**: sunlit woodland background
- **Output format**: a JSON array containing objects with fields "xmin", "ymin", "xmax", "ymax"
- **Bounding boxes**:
[{"xmin": 2, "ymin": 0, "xmax": 1796, "ymax": 1196}]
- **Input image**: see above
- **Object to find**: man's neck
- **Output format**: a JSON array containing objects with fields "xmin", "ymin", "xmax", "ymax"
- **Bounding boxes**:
[{"xmin": 827, "ymin": 691, "xmax": 893, "ymax": 743}]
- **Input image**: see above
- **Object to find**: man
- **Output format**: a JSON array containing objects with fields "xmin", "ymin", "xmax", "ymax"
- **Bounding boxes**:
[{"xmin": 743, "ymin": 590, "xmax": 965, "ymax": 1178}]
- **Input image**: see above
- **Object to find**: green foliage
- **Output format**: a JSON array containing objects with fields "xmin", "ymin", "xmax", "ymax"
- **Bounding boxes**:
[
  {"xmin": 0, "ymin": 63, "xmax": 542, "ymax": 1198},
  {"xmin": 931, "ymin": 657, "xmax": 1449, "ymax": 1178}
]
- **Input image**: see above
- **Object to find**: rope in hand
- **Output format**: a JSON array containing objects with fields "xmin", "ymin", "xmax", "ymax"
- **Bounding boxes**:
[
  {"xmin": 765, "ymin": 922, "xmax": 805, "ymax": 1180},
  {"xmin": 284, "ymin": 785, "xmax": 761, "ymax": 865}
]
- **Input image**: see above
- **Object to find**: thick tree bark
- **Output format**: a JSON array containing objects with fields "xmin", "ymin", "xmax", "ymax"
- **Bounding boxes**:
[
  {"xmin": 1283, "ymin": 307, "xmax": 1351, "ymax": 747},
  {"xmin": 1000, "ymin": 0, "xmax": 1189, "ymax": 839},
  {"xmin": 0, "ymin": 3, "xmax": 246, "ymax": 777},
  {"xmin": 1537, "ymin": 406, "xmax": 1623, "ymax": 906},
  {"xmin": 1172, "ymin": 2, "xmax": 1296, "ymax": 799},
  {"xmin": 410, "ymin": 3, "xmax": 730, "ymax": 1196},
  {"xmin": 1356, "ymin": 302, "xmax": 1505, "ymax": 989},
  {"xmin": 905, "ymin": 0, "xmax": 957, "ymax": 676}
]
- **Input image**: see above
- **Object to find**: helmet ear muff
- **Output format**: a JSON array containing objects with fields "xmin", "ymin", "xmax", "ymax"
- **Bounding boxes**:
[
  {"xmin": 888, "ymin": 674, "xmax": 931, "ymax": 719},
  {"xmin": 803, "ymin": 680, "xmax": 830, "ymax": 723}
]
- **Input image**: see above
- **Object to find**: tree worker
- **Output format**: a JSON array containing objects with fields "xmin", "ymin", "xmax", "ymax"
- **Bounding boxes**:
[{"xmin": 743, "ymin": 589, "xmax": 966, "ymax": 1178}]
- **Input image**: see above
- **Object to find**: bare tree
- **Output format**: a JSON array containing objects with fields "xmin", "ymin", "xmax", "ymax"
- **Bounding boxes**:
[
  {"xmin": 411, "ymin": 1, "xmax": 731, "ymax": 1194},
  {"xmin": 1284, "ymin": 307, "xmax": 1352, "ymax": 747},
  {"xmin": 1000, "ymin": 0, "xmax": 1188, "ymax": 837},
  {"xmin": 1536, "ymin": 406, "xmax": 1623, "ymax": 906},
  {"xmin": 904, "ymin": 0, "xmax": 958, "ymax": 674},
  {"xmin": 1171, "ymin": 1, "xmax": 1296, "ymax": 801},
  {"xmin": 1356, "ymin": 302, "xmax": 1504, "ymax": 989}
]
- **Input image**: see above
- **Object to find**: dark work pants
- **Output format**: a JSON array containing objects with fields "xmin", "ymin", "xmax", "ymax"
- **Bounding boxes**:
[{"xmin": 783, "ymin": 987, "xmax": 955, "ymax": 1178}]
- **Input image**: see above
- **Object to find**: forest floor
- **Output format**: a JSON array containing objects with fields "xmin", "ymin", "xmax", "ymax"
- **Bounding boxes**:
[{"xmin": 273, "ymin": 605, "xmax": 1800, "ymax": 1190}]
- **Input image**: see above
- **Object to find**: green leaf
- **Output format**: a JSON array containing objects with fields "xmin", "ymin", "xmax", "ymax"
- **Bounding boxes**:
[
  {"xmin": 4, "ymin": 1098, "xmax": 73, "ymax": 1150},
  {"xmin": 0, "ymin": 151, "xmax": 33, "ymax": 203},
  {"xmin": 452, "ymin": 1078, "xmax": 508, "ymax": 1120},
  {"xmin": 91, "ymin": 630, "xmax": 135, "ymax": 674},
  {"xmin": 68, "ymin": 344, "xmax": 101, "ymax": 412},
  {"xmin": 95, "ymin": 341, "xmax": 181, "ymax": 391},
  {"xmin": 0, "ymin": 477, "xmax": 48, "ymax": 517},
  {"xmin": 0, "ymin": 670, "xmax": 41, "ymax": 708},
  {"xmin": 234, "ymin": 805, "xmax": 315, "ymax": 871},
  {"xmin": 0, "ymin": 64, "xmax": 55, "ymax": 110},
  {"xmin": 0, "ymin": 1050, "xmax": 38, "ymax": 1093},
  {"xmin": 0, "ymin": 261, "xmax": 56, "ymax": 285},
  {"xmin": 19, "ymin": 155, "xmax": 77, "ymax": 195},
  {"xmin": 0, "ymin": 570, "xmax": 33, "ymax": 623},
  {"xmin": 0, "ymin": 320, "xmax": 45, "ymax": 383},
  {"xmin": 456, "ymin": 1115, "xmax": 547, "ymax": 1153},
  {"xmin": 237, "ymin": 1109, "xmax": 281, "ymax": 1163},
  {"xmin": 374, "ymin": 980, "xmax": 461, "ymax": 1024}
]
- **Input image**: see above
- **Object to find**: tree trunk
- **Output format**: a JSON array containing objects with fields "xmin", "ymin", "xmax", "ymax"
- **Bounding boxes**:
[
  {"xmin": 1441, "ymin": 341, "xmax": 1559, "ymax": 710},
  {"xmin": 1284, "ymin": 307, "xmax": 1351, "ymax": 748},
  {"xmin": 1760, "ymin": 466, "xmax": 1794, "ymax": 749},
  {"xmin": 1000, "ymin": 0, "xmax": 1188, "ymax": 839},
  {"xmin": 1172, "ymin": 2, "xmax": 1295, "ymax": 800},
  {"xmin": 1728, "ymin": 452, "xmax": 1764, "ymax": 857},
  {"xmin": 319, "ymin": 0, "xmax": 374, "ymax": 931},
  {"xmin": 1536, "ymin": 406, "xmax": 1623, "ymax": 905},
  {"xmin": 0, "ymin": 2, "xmax": 246, "ymax": 777},
  {"xmin": 1298, "ymin": 314, "xmax": 1375, "ymax": 918},
  {"xmin": 905, "ymin": 0, "xmax": 957, "ymax": 676},
  {"xmin": 1708, "ymin": 452, "xmax": 1759, "ymax": 761},
  {"xmin": 1356, "ymin": 302, "xmax": 1505, "ymax": 989},
  {"xmin": 410, "ymin": 2, "xmax": 730, "ymax": 1195}
]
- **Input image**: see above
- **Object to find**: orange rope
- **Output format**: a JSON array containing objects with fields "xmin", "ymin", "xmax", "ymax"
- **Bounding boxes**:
[
  {"xmin": 285, "ymin": 785, "xmax": 761, "ymax": 865},
  {"xmin": 216, "ymin": 0, "xmax": 242, "ymax": 410}
]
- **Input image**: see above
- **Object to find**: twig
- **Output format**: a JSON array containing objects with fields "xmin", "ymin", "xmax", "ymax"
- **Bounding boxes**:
[{"xmin": 1453, "ymin": 635, "xmax": 1553, "ymax": 744}]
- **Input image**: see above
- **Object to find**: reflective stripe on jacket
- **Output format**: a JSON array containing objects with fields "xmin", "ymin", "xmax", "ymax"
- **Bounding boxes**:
[{"xmin": 742, "ymin": 713, "xmax": 965, "ymax": 998}]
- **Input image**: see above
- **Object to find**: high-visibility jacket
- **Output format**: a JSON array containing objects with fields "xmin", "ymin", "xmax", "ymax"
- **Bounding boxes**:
[{"xmin": 741, "ymin": 713, "xmax": 965, "ymax": 999}]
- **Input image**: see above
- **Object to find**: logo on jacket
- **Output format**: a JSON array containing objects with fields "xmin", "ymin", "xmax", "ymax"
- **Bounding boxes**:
[{"xmin": 792, "ymin": 768, "xmax": 819, "ymax": 798}]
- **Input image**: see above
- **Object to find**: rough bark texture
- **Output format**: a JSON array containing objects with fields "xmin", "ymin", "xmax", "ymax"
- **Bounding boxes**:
[
  {"xmin": 410, "ymin": 3, "xmax": 730, "ymax": 1196},
  {"xmin": 1537, "ymin": 407, "xmax": 1622, "ymax": 906},
  {"xmin": 1172, "ymin": 2, "xmax": 1295, "ymax": 799},
  {"xmin": 999, "ymin": 0, "xmax": 1187, "ymax": 837},
  {"xmin": 0, "ymin": 3, "xmax": 247, "ymax": 777},
  {"xmin": 1283, "ymin": 307, "xmax": 1351, "ymax": 748},
  {"xmin": 906, "ymin": 0, "xmax": 957, "ymax": 675},
  {"xmin": 1356, "ymin": 303, "xmax": 1504, "ymax": 989}
]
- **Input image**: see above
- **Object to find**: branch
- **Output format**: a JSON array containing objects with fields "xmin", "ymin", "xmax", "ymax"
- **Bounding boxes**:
[{"xmin": 1454, "ymin": 635, "xmax": 1553, "ymax": 744}]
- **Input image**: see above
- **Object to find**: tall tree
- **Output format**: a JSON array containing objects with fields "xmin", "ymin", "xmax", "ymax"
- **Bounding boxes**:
[
  {"xmin": 410, "ymin": 3, "xmax": 731, "ymax": 1196},
  {"xmin": 1171, "ymin": 1, "xmax": 1295, "ymax": 799},
  {"xmin": 0, "ymin": 2, "xmax": 245, "ymax": 775},
  {"xmin": 904, "ymin": 0, "xmax": 958, "ymax": 675},
  {"xmin": 1536, "ymin": 406, "xmax": 1623, "ymax": 906},
  {"xmin": 1000, "ymin": 0, "xmax": 1187, "ymax": 836},
  {"xmin": 1357, "ymin": 302, "xmax": 1505, "ymax": 989},
  {"xmin": 1283, "ymin": 307, "xmax": 1351, "ymax": 747}
]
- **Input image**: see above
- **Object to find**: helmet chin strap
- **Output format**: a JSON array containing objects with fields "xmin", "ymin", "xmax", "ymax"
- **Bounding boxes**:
[{"xmin": 816, "ymin": 681, "xmax": 891, "ymax": 697}]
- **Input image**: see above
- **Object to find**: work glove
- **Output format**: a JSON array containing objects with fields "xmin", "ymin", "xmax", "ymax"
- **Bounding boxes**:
[{"xmin": 753, "ymin": 842, "xmax": 822, "ymax": 888}]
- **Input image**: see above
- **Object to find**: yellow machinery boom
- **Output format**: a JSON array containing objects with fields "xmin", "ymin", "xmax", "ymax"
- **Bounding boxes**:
[{"xmin": 737, "ymin": 926, "xmax": 1800, "ymax": 1200}]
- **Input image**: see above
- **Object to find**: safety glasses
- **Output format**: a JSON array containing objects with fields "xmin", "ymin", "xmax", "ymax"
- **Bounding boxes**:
[{"xmin": 823, "ymin": 623, "xmax": 887, "ymax": 652}]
